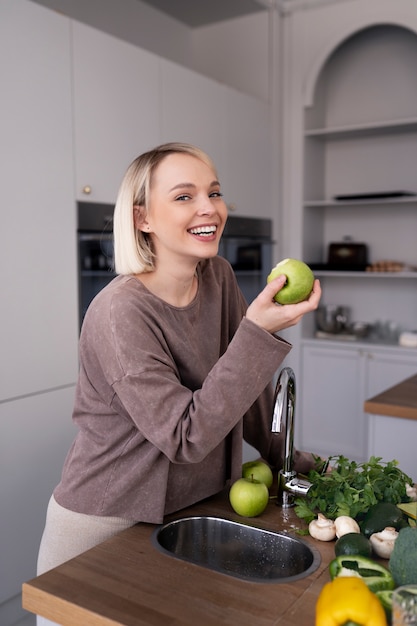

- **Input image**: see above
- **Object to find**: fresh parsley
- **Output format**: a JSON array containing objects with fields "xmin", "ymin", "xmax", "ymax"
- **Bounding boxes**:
[{"xmin": 294, "ymin": 455, "xmax": 414, "ymax": 524}]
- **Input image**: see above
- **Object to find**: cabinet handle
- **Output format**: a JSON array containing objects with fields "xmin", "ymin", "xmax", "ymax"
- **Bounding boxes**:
[{"xmin": 82, "ymin": 185, "xmax": 92, "ymax": 195}]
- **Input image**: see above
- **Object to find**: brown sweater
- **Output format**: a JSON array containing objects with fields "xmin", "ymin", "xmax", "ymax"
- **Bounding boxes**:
[{"xmin": 54, "ymin": 256, "xmax": 314, "ymax": 522}]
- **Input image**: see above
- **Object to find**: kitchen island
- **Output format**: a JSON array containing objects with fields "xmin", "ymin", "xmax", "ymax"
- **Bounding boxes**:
[
  {"xmin": 22, "ymin": 487, "xmax": 336, "ymax": 625},
  {"xmin": 365, "ymin": 373, "xmax": 417, "ymax": 481}
]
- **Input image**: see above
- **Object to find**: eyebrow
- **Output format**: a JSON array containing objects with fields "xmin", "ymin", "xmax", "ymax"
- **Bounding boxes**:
[{"xmin": 169, "ymin": 180, "xmax": 220, "ymax": 193}]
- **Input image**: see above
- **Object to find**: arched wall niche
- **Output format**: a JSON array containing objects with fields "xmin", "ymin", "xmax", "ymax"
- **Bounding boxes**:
[{"xmin": 304, "ymin": 23, "xmax": 417, "ymax": 127}]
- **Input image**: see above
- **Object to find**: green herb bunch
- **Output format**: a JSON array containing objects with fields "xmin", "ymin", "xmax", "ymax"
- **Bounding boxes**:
[{"xmin": 294, "ymin": 455, "xmax": 414, "ymax": 524}]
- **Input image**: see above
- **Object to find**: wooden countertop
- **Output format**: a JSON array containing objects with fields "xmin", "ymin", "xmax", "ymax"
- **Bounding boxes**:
[
  {"xmin": 364, "ymin": 374, "xmax": 417, "ymax": 420},
  {"xmin": 22, "ymin": 488, "xmax": 337, "ymax": 625}
]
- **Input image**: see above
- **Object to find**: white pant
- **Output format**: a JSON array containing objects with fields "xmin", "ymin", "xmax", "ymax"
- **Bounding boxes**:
[{"xmin": 36, "ymin": 495, "xmax": 136, "ymax": 625}]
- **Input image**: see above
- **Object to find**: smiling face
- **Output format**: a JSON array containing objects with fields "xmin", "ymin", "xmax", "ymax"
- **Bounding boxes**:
[{"xmin": 137, "ymin": 152, "xmax": 228, "ymax": 270}]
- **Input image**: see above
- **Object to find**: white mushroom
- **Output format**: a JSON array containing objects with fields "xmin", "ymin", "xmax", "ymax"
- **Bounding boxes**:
[
  {"xmin": 406, "ymin": 483, "xmax": 417, "ymax": 501},
  {"xmin": 334, "ymin": 515, "xmax": 360, "ymax": 538},
  {"xmin": 309, "ymin": 513, "xmax": 337, "ymax": 541},
  {"xmin": 369, "ymin": 527, "xmax": 399, "ymax": 559}
]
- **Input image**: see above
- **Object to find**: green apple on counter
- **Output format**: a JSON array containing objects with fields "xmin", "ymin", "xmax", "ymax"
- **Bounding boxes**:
[
  {"xmin": 267, "ymin": 258, "xmax": 314, "ymax": 304},
  {"xmin": 229, "ymin": 476, "xmax": 269, "ymax": 517},
  {"xmin": 242, "ymin": 460, "xmax": 273, "ymax": 489}
]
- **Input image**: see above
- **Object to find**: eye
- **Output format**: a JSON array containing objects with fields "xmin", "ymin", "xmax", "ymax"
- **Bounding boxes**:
[
  {"xmin": 209, "ymin": 191, "xmax": 223, "ymax": 198},
  {"xmin": 175, "ymin": 194, "xmax": 192, "ymax": 201}
]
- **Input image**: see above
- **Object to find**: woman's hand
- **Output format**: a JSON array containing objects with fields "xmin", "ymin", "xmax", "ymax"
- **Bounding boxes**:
[{"xmin": 246, "ymin": 275, "xmax": 322, "ymax": 334}]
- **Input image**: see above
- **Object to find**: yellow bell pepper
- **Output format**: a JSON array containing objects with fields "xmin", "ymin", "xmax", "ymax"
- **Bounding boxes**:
[{"xmin": 315, "ymin": 576, "xmax": 387, "ymax": 626}]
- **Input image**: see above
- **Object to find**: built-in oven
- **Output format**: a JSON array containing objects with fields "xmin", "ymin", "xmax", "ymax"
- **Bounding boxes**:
[
  {"xmin": 77, "ymin": 203, "xmax": 273, "ymax": 328},
  {"xmin": 218, "ymin": 215, "xmax": 273, "ymax": 304},
  {"xmin": 77, "ymin": 202, "xmax": 115, "ymax": 327}
]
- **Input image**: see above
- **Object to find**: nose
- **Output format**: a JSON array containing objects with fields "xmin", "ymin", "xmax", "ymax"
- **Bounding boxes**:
[{"xmin": 197, "ymin": 194, "xmax": 216, "ymax": 216}]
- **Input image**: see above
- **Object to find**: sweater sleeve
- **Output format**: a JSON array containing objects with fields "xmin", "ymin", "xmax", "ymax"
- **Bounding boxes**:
[{"xmin": 111, "ymin": 317, "xmax": 292, "ymax": 464}]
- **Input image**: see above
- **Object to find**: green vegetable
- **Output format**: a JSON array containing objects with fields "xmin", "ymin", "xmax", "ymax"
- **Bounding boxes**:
[
  {"xmin": 294, "ymin": 455, "xmax": 413, "ymax": 524},
  {"xmin": 389, "ymin": 526, "xmax": 417, "ymax": 586},
  {"xmin": 334, "ymin": 532, "xmax": 372, "ymax": 558},
  {"xmin": 397, "ymin": 502, "xmax": 417, "ymax": 528},
  {"xmin": 361, "ymin": 501, "xmax": 407, "ymax": 537},
  {"xmin": 329, "ymin": 555, "xmax": 395, "ymax": 593},
  {"xmin": 375, "ymin": 589, "xmax": 393, "ymax": 624}
]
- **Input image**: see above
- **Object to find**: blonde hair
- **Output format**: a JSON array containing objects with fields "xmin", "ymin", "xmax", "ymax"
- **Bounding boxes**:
[{"xmin": 113, "ymin": 142, "xmax": 217, "ymax": 275}]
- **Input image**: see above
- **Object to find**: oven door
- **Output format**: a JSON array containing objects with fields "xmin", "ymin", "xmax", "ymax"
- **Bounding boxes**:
[{"xmin": 78, "ymin": 232, "xmax": 115, "ymax": 327}]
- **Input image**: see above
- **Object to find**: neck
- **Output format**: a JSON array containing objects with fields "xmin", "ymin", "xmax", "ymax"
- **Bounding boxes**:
[{"xmin": 136, "ymin": 264, "xmax": 198, "ymax": 307}]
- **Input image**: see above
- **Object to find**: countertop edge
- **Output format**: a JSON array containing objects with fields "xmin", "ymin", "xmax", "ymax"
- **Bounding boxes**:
[{"xmin": 364, "ymin": 373, "xmax": 417, "ymax": 420}]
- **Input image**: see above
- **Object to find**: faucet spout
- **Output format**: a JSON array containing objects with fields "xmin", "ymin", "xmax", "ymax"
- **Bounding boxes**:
[
  {"xmin": 272, "ymin": 367, "xmax": 311, "ymax": 508},
  {"xmin": 272, "ymin": 367, "xmax": 296, "ymax": 476}
]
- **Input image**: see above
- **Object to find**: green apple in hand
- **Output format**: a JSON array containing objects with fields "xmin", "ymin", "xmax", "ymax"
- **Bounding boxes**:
[
  {"xmin": 229, "ymin": 477, "xmax": 269, "ymax": 517},
  {"xmin": 267, "ymin": 258, "xmax": 314, "ymax": 305},
  {"xmin": 242, "ymin": 460, "xmax": 273, "ymax": 489}
]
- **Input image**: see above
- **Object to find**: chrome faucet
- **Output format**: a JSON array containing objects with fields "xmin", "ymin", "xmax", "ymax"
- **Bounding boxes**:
[{"xmin": 271, "ymin": 367, "xmax": 311, "ymax": 508}]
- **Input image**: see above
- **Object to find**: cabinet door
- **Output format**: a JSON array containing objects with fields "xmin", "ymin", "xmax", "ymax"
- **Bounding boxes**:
[
  {"xmin": 0, "ymin": 387, "xmax": 76, "ymax": 607},
  {"xmin": 72, "ymin": 22, "xmax": 160, "ymax": 203},
  {"xmin": 368, "ymin": 414, "xmax": 416, "ymax": 480},
  {"xmin": 365, "ymin": 349, "xmax": 417, "ymax": 399},
  {"xmin": 1, "ymin": 0, "xmax": 78, "ymax": 400},
  {"xmin": 299, "ymin": 345, "xmax": 366, "ymax": 460},
  {"xmin": 160, "ymin": 59, "xmax": 272, "ymax": 219},
  {"xmin": 160, "ymin": 58, "xmax": 228, "ymax": 181},
  {"xmin": 221, "ymin": 88, "xmax": 271, "ymax": 218}
]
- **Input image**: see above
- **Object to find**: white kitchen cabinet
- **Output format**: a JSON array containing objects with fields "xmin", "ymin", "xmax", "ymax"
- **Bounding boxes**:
[
  {"xmin": 365, "ymin": 349, "xmax": 417, "ymax": 399},
  {"xmin": 159, "ymin": 58, "xmax": 228, "ymax": 189},
  {"xmin": 73, "ymin": 24, "xmax": 272, "ymax": 217},
  {"xmin": 72, "ymin": 21, "xmax": 160, "ymax": 203},
  {"xmin": 298, "ymin": 341, "xmax": 417, "ymax": 462},
  {"xmin": 1, "ymin": 0, "xmax": 78, "ymax": 401},
  {"xmin": 160, "ymin": 58, "xmax": 272, "ymax": 219},
  {"xmin": 1, "ymin": 2, "xmax": 79, "ymax": 623},
  {"xmin": 368, "ymin": 415, "xmax": 416, "ymax": 481},
  {"xmin": 0, "ymin": 387, "xmax": 76, "ymax": 615},
  {"xmin": 299, "ymin": 343, "xmax": 366, "ymax": 460},
  {"xmin": 221, "ymin": 88, "xmax": 271, "ymax": 219}
]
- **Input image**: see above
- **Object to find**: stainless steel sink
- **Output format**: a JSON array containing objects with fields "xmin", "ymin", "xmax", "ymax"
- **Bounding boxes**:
[{"xmin": 152, "ymin": 515, "xmax": 321, "ymax": 583}]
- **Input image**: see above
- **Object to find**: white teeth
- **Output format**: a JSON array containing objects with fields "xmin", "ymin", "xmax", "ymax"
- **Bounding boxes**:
[{"xmin": 189, "ymin": 225, "xmax": 217, "ymax": 235}]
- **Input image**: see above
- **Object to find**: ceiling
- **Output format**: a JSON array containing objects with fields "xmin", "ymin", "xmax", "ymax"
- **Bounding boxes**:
[{"xmin": 139, "ymin": 0, "xmax": 267, "ymax": 27}]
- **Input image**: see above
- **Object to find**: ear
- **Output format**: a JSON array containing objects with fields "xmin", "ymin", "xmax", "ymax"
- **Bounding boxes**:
[{"xmin": 133, "ymin": 205, "xmax": 151, "ymax": 233}]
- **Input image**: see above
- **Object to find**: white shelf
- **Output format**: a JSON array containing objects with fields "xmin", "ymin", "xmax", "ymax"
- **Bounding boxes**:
[
  {"xmin": 304, "ymin": 116, "xmax": 417, "ymax": 140},
  {"xmin": 304, "ymin": 196, "xmax": 417, "ymax": 208},
  {"xmin": 313, "ymin": 271, "xmax": 417, "ymax": 279}
]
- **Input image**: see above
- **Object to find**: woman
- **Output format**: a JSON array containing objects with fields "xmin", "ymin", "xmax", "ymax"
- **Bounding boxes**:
[{"xmin": 37, "ymin": 142, "xmax": 321, "ymax": 608}]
